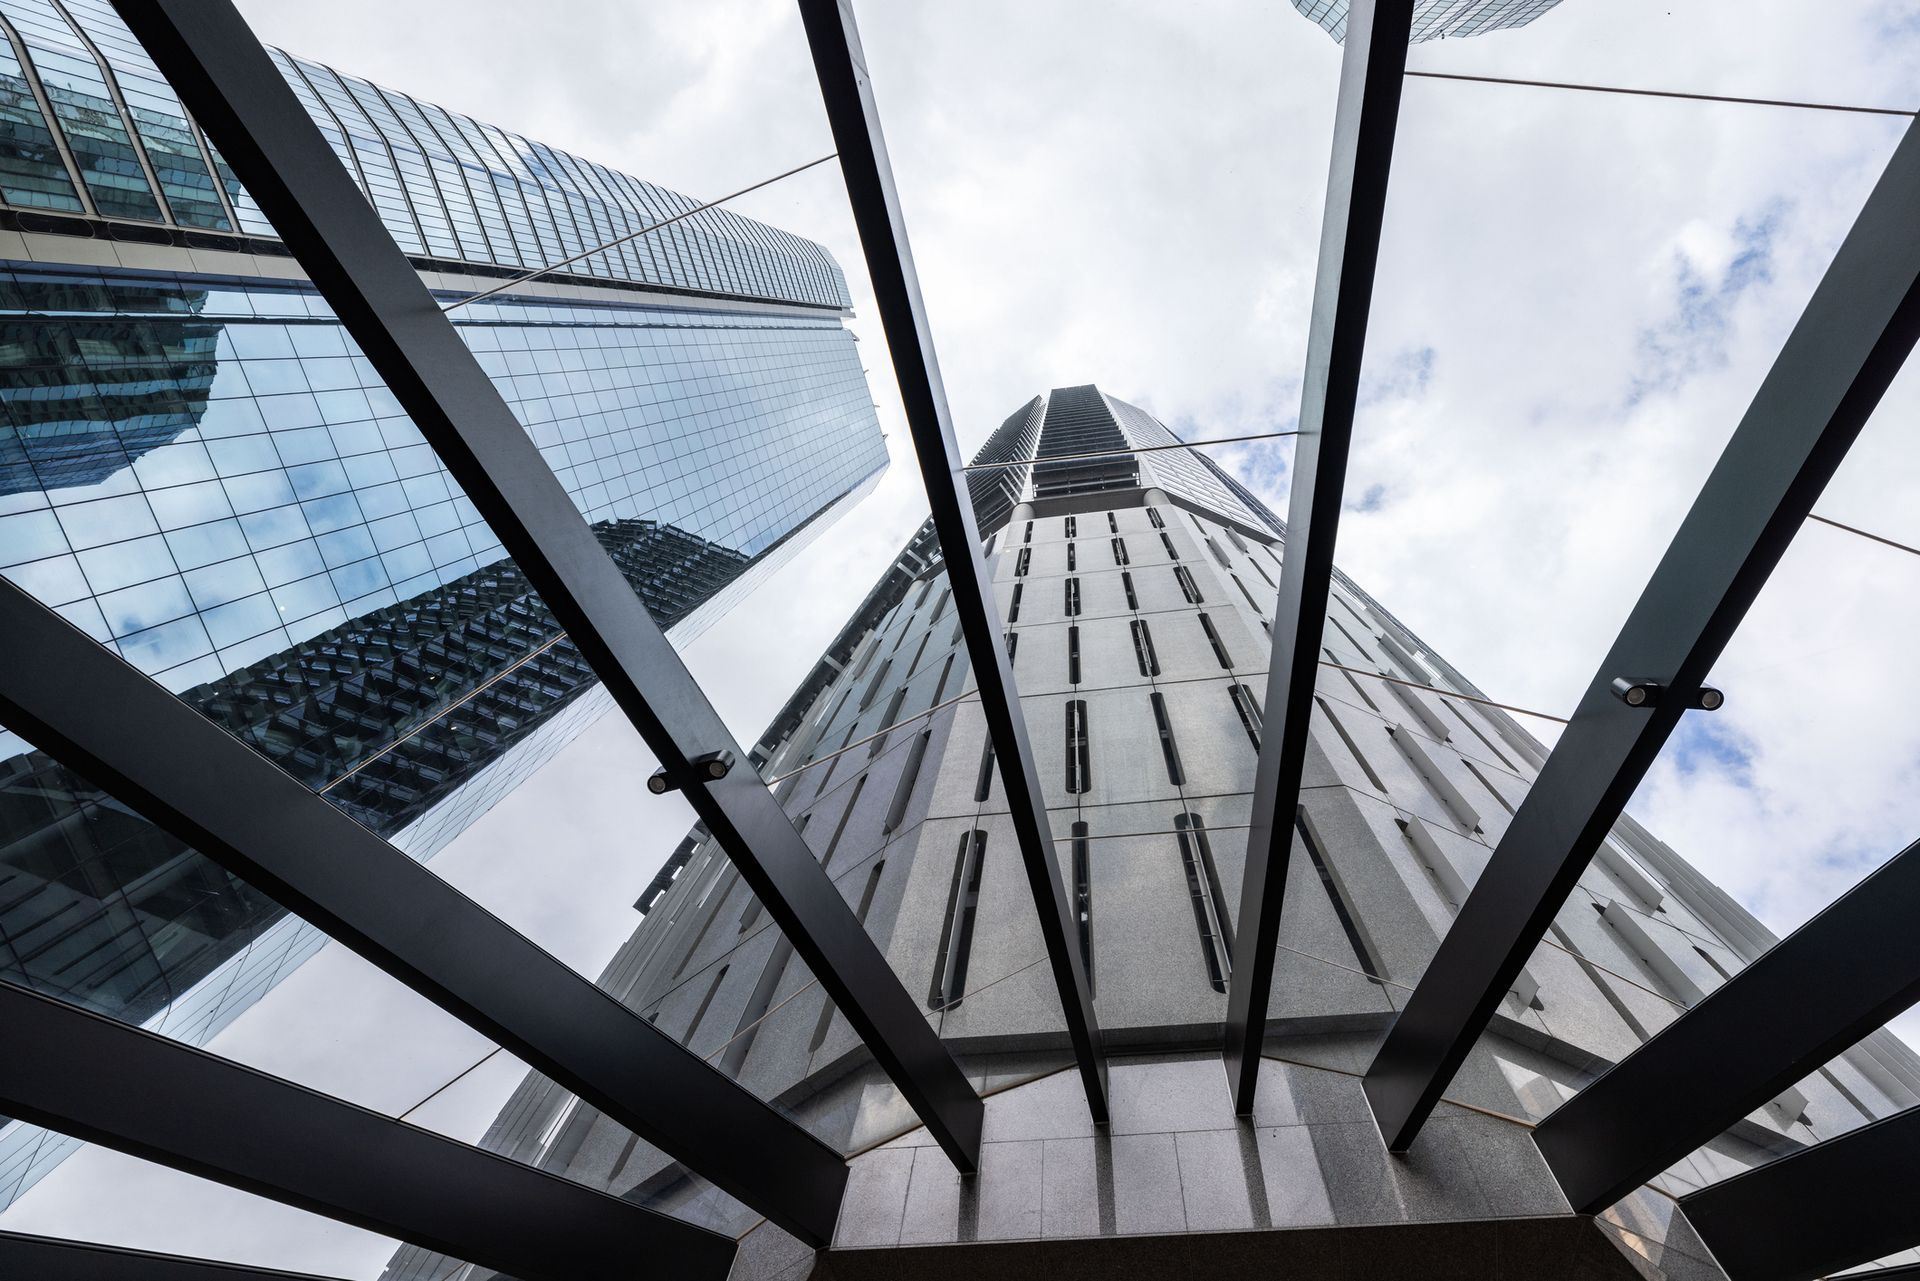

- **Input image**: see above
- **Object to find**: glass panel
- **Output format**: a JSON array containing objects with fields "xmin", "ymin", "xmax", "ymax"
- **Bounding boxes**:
[{"xmin": 0, "ymin": 25, "xmax": 80, "ymax": 211}]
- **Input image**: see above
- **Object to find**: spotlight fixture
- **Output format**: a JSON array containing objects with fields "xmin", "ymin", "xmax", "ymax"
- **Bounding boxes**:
[
  {"xmin": 1610, "ymin": 679, "xmax": 1724, "ymax": 711},
  {"xmin": 647, "ymin": 749, "xmax": 737, "ymax": 795}
]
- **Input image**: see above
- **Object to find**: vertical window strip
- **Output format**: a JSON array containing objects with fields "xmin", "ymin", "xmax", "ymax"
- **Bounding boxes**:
[
  {"xmin": 1064, "ymin": 577, "xmax": 1081, "ymax": 617},
  {"xmin": 1147, "ymin": 507, "xmax": 1165, "ymax": 529},
  {"xmin": 1314, "ymin": 695, "xmax": 1387, "ymax": 793},
  {"xmin": 974, "ymin": 737, "xmax": 997, "ymax": 803},
  {"xmin": 884, "ymin": 731, "xmax": 931, "ymax": 832},
  {"xmin": 1231, "ymin": 573, "xmax": 1264, "ymax": 615},
  {"xmin": 1015, "ymin": 547, "xmax": 1031, "ymax": 577},
  {"xmin": 932, "ymin": 654, "xmax": 956, "ymax": 706},
  {"xmin": 1065, "ymin": 699, "xmax": 1091, "ymax": 794},
  {"xmin": 1005, "ymin": 631, "xmax": 1019, "ymax": 663},
  {"xmin": 1023, "ymin": 520, "xmax": 1034, "ymax": 544},
  {"xmin": 1150, "ymin": 691, "xmax": 1185, "ymax": 785},
  {"xmin": 1067, "ymin": 542, "xmax": 1077, "ymax": 571},
  {"xmin": 684, "ymin": 964, "xmax": 729, "ymax": 1046},
  {"xmin": 1324, "ymin": 645, "xmax": 1380, "ymax": 711},
  {"xmin": 870, "ymin": 686, "xmax": 908, "ymax": 757},
  {"xmin": 1461, "ymin": 756, "xmax": 1517, "ymax": 816},
  {"xmin": 1443, "ymin": 699, "xmax": 1518, "ymax": 770},
  {"xmin": 858, "ymin": 657, "xmax": 892, "ymax": 711},
  {"xmin": 1107, "ymin": 512, "xmax": 1119, "ymax": 533},
  {"xmin": 1072, "ymin": 820, "xmax": 1094, "ymax": 998},
  {"xmin": 1111, "ymin": 536, "xmax": 1130, "ymax": 566},
  {"xmin": 820, "ymin": 774, "xmax": 866, "ymax": 870},
  {"xmin": 1198, "ymin": 613, "xmax": 1233, "ymax": 668},
  {"xmin": 1064, "ymin": 514, "xmax": 1077, "ymax": 537},
  {"xmin": 1008, "ymin": 582, "xmax": 1023, "ymax": 623},
  {"xmin": 1173, "ymin": 565, "xmax": 1202, "ymax": 604},
  {"xmin": 1130, "ymin": 618, "xmax": 1160, "ymax": 677},
  {"xmin": 1067, "ymin": 624, "xmax": 1081, "ymax": 685},
  {"xmin": 928, "ymin": 830, "xmax": 987, "ymax": 1010},
  {"xmin": 905, "ymin": 631, "xmax": 933, "ymax": 679},
  {"xmin": 1207, "ymin": 538, "xmax": 1232, "ymax": 570},
  {"xmin": 1122, "ymin": 571, "xmax": 1139, "ymax": 610},
  {"xmin": 810, "ymin": 861, "xmax": 886, "ymax": 1052},
  {"xmin": 1229, "ymin": 683, "xmax": 1264, "ymax": 750},
  {"xmin": 1295, "ymin": 812, "xmax": 1385, "ymax": 985},
  {"xmin": 1248, "ymin": 554, "xmax": 1276, "ymax": 589},
  {"xmin": 1176, "ymin": 813, "xmax": 1233, "ymax": 992},
  {"xmin": 721, "ymin": 939, "xmax": 793, "ymax": 1076},
  {"xmin": 1160, "ymin": 531, "xmax": 1180, "ymax": 560},
  {"xmin": 1224, "ymin": 527, "xmax": 1250, "ymax": 554}
]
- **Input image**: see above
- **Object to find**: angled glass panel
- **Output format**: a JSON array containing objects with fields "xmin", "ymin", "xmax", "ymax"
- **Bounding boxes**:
[{"xmin": 0, "ymin": 25, "xmax": 80, "ymax": 211}]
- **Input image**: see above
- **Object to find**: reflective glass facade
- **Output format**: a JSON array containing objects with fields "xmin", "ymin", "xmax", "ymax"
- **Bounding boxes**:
[
  {"xmin": 1291, "ymin": 0, "xmax": 1569, "ymax": 43},
  {"xmin": 0, "ymin": 0, "xmax": 848, "ymax": 307}
]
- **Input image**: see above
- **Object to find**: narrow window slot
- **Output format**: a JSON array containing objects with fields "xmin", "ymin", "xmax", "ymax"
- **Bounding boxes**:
[
  {"xmin": 1065, "ymin": 699, "xmax": 1091, "ymax": 794},
  {"xmin": 1130, "ymin": 618, "xmax": 1160, "ymax": 677},
  {"xmin": 1111, "ymin": 536, "xmax": 1129, "ymax": 566},
  {"xmin": 884, "ymin": 731, "xmax": 931, "ymax": 832},
  {"xmin": 928, "ymin": 830, "xmax": 987, "ymax": 1010},
  {"xmin": 1147, "ymin": 507, "xmax": 1165, "ymax": 529},
  {"xmin": 931, "ymin": 587, "xmax": 952, "ymax": 620},
  {"xmin": 1151, "ymin": 691, "xmax": 1185, "ymax": 785},
  {"xmin": 1328, "ymin": 616, "xmax": 1370, "ymax": 658},
  {"xmin": 1461, "ymin": 756, "xmax": 1516, "ymax": 816},
  {"xmin": 870, "ymin": 686, "xmax": 907, "ymax": 757},
  {"xmin": 890, "ymin": 614, "xmax": 916, "ymax": 652},
  {"xmin": 1207, "ymin": 538, "xmax": 1232, "ymax": 570},
  {"xmin": 904, "ymin": 631, "xmax": 932, "ymax": 678},
  {"xmin": 1064, "ymin": 577, "xmax": 1081, "ymax": 616},
  {"xmin": 1067, "ymin": 542, "xmax": 1077, "ymax": 571},
  {"xmin": 1224, "ymin": 527, "xmax": 1249, "ymax": 553},
  {"xmin": 1122, "ymin": 571, "xmax": 1139, "ymax": 610},
  {"xmin": 1106, "ymin": 512, "xmax": 1118, "ymax": 533},
  {"xmin": 1005, "ymin": 631, "xmax": 1019, "ymax": 663},
  {"xmin": 820, "ymin": 773, "xmax": 867, "ymax": 869},
  {"xmin": 1014, "ymin": 547, "xmax": 1031, "ymax": 577},
  {"xmin": 809, "ymin": 860, "xmax": 886, "ymax": 1052},
  {"xmin": 1324, "ymin": 646, "xmax": 1379, "ymax": 711},
  {"xmin": 1023, "ymin": 520, "xmax": 1034, "ymax": 544},
  {"xmin": 1229, "ymin": 683, "xmax": 1264, "ymax": 750},
  {"xmin": 932, "ymin": 654, "xmax": 956, "ymax": 706},
  {"xmin": 975, "ymin": 737, "xmax": 997, "ymax": 803},
  {"xmin": 684, "ymin": 964, "xmax": 730, "ymax": 1045},
  {"xmin": 1065, "ymin": 514, "xmax": 1077, "ymax": 537},
  {"xmin": 1008, "ymin": 582, "xmax": 1023, "ymax": 623},
  {"xmin": 1173, "ymin": 565, "xmax": 1202, "ymax": 603},
  {"xmin": 1248, "ymin": 554, "xmax": 1275, "ymax": 588},
  {"xmin": 722, "ymin": 938, "xmax": 793, "ymax": 1077},
  {"xmin": 1175, "ymin": 813, "xmax": 1233, "ymax": 992},
  {"xmin": 1198, "ymin": 612, "xmax": 1233, "ymax": 668},
  {"xmin": 1314, "ymin": 695, "xmax": 1387, "ymax": 793},
  {"xmin": 1072, "ymin": 820, "xmax": 1094, "ymax": 997},
  {"xmin": 858, "ymin": 658, "xmax": 892, "ymax": 711},
  {"xmin": 1444, "ymin": 700, "xmax": 1517, "ymax": 770},
  {"xmin": 1296, "ymin": 812, "xmax": 1385, "ymax": 985},
  {"xmin": 1230, "ymin": 573, "xmax": 1263, "ymax": 615},
  {"xmin": 1160, "ymin": 530, "xmax": 1180, "ymax": 560}
]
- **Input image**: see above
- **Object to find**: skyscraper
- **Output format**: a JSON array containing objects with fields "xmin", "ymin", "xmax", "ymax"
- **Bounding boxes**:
[
  {"xmin": 1291, "ymin": 0, "xmax": 1568, "ymax": 43},
  {"xmin": 408, "ymin": 386, "xmax": 1920, "ymax": 1280},
  {"xmin": 0, "ymin": 0, "xmax": 886, "ymax": 1207}
]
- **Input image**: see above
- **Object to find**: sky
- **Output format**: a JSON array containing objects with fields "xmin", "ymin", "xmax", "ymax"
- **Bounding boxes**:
[{"xmin": 7, "ymin": 0, "xmax": 1920, "ymax": 1274}]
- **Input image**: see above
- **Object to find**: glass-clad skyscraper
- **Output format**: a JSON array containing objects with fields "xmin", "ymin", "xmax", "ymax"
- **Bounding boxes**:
[
  {"xmin": 396, "ymin": 387, "xmax": 1920, "ymax": 1280},
  {"xmin": 1291, "ymin": 0, "xmax": 1568, "ymax": 43},
  {"xmin": 0, "ymin": 0, "xmax": 887, "ymax": 1208}
]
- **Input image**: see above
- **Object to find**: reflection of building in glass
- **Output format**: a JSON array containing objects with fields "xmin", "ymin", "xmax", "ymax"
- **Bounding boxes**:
[
  {"xmin": 402, "ymin": 386, "xmax": 1920, "ymax": 1279},
  {"xmin": 0, "ymin": 0, "xmax": 886, "ymax": 1208},
  {"xmin": 1291, "ymin": 0, "xmax": 1568, "ymax": 43}
]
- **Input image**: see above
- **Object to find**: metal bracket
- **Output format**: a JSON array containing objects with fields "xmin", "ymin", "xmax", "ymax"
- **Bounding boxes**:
[{"xmin": 648, "ymin": 749, "xmax": 737, "ymax": 795}]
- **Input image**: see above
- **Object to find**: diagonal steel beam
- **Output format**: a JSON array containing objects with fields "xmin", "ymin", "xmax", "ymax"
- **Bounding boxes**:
[
  {"xmin": 1533, "ymin": 836, "xmax": 1920, "ymax": 1214},
  {"xmin": 0, "ymin": 1231, "xmax": 352, "ymax": 1281},
  {"xmin": 0, "ymin": 577, "xmax": 842, "ymax": 1244},
  {"xmin": 1679, "ymin": 1104, "xmax": 1920, "ymax": 1281},
  {"xmin": 1223, "ymin": 0, "xmax": 1414, "ymax": 1115},
  {"xmin": 0, "ymin": 983, "xmax": 734, "ymax": 1281},
  {"xmin": 1364, "ymin": 114, "xmax": 1920, "ymax": 1151},
  {"xmin": 795, "ymin": 0, "xmax": 1109, "ymax": 1123},
  {"xmin": 114, "ymin": 0, "xmax": 983, "ymax": 1172}
]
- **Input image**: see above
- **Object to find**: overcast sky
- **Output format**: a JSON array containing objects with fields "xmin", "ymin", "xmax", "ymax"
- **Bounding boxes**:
[{"xmin": 7, "ymin": 1, "xmax": 1920, "ymax": 1275}]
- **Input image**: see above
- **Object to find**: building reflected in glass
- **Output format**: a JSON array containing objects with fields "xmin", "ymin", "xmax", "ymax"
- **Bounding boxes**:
[
  {"xmin": 1290, "ymin": 0, "xmax": 1569, "ymax": 43},
  {"xmin": 0, "ymin": 0, "xmax": 887, "ymax": 1208}
]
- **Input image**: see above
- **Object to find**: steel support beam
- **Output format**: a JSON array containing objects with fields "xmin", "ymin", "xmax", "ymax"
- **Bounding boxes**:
[
  {"xmin": 796, "ymin": 0, "xmax": 1109, "ymax": 1123},
  {"xmin": 115, "ymin": 0, "xmax": 983, "ymax": 1172},
  {"xmin": 1223, "ymin": 0, "xmax": 1414, "ymax": 1114},
  {"xmin": 1679, "ymin": 1105, "xmax": 1920, "ymax": 1281},
  {"xmin": 0, "ymin": 577, "xmax": 843, "ymax": 1244},
  {"xmin": 1533, "ymin": 837, "xmax": 1920, "ymax": 1213},
  {"xmin": 0, "ymin": 983, "xmax": 733, "ymax": 1281},
  {"xmin": 0, "ymin": 1231, "xmax": 351, "ymax": 1281},
  {"xmin": 1363, "ymin": 114, "xmax": 1920, "ymax": 1151}
]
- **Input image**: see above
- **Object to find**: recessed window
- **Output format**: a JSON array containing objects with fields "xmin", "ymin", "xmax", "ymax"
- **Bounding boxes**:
[
  {"xmin": 1176, "ymin": 813, "xmax": 1232, "ymax": 992},
  {"xmin": 1064, "ymin": 514, "xmax": 1077, "ymax": 537},
  {"xmin": 810, "ymin": 860, "xmax": 886, "ymax": 1052},
  {"xmin": 975, "ymin": 737, "xmax": 996, "ymax": 803},
  {"xmin": 1297, "ymin": 812, "xmax": 1384, "ymax": 985},
  {"xmin": 1229, "ymin": 683, "xmax": 1264, "ymax": 750},
  {"xmin": 884, "ymin": 731, "xmax": 931, "ymax": 832},
  {"xmin": 1015, "ymin": 547, "xmax": 1031, "ymax": 577},
  {"xmin": 1151, "ymin": 691, "xmax": 1184, "ymax": 785},
  {"xmin": 870, "ymin": 686, "xmax": 908, "ymax": 757},
  {"xmin": 905, "ymin": 631, "xmax": 932, "ymax": 678},
  {"xmin": 1023, "ymin": 520, "xmax": 1034, "ymax": 544},
  {"xmin": 1160, "ymin": 530, "xmax": 1180, "ymax": 560},
  {"xmin": 1173, "ymin": 565, "xmax": 1202, "ymax": 604},
  {"xmin": 1072, "ymin": 820, "xmax": 1094, "ymax": 997},
  {"xmin": 1065, "ymin": 699, "xmax": 1091, "ymax": 794},
  {"xmin": 685, "ymin": 964, "xmax": 730, "ymax": 1045},
  {"xmin": 1111, "ymin": 536, "xmax": 1130, "ymax": 566},
  {"xmin": 820, "ymin": 773, "xmax": 867, "ymax": 869},
  {"xmin": 1067, "ymin": 625, "xmax": 1081, "ymax": 684},
  {"xmin": 1005, "ymin": 631, "xmax": 1018, "ymax": 663},
  {"xmin": 1199, "ymin": 613, "xmax": 1233, "ymax": 668},
  {"xmin": 1067, "ymin": 541, "xmax": 1077, "ymax": 571},
  {"xmin": 1008, "ymin": 582, "xmax": 1023, "ymax": 623},
  {"xmin": 1224, "ymin": 527, "xmax": 1249, "ymax": 554},
  {"xmin": 1130, "ymin": 618, "xmax": 1160, "ymax": 677},
  {"xmin": 928, "ymin": 830, "xmax": 987, "ymax": 1010},
  {"xmin": 1231, "ymin": 573, "xmax": 1263, "ymax": 614},
  {"xmin": 1106, "ymin": 512, "xmax": 1118, "ymax": 534},
  {"xmin": 1207, "ymin": 538, "xmax": 1232, "ymax": 570},
  {"xmin": 1147, "ymin": 507, "xmax": 1165, "ymax": 529},
  {"xmin": 1064, "ymin": 576, "xmax": 1081, "ymax": 617},
  {"xmin": 1314, "ymin": 695, "xmax": 1387, "ymax": 793},
  {"xmin": 858, "ymin": 657, "xmax": 892, "ymax": 711},
  {"xmin": 1122, "ymin": 571, "xmax": 1139, "ymax": 610}
]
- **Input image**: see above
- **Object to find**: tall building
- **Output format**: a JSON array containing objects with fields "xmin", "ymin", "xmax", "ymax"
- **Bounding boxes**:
[
  {"xmin": 1291, "ymin": 0, "xmax": 1568, "ymax": 43},
  {"xmin": 403, "ymin": 386, "xmax": 1920, "ymax": 1280},
  {"xmin": 0, "ymin": 0, "xmax": 886, "ymax": 1208}
]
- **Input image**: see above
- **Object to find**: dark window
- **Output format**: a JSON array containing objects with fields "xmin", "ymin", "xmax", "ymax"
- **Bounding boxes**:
[
  {"xmin": 974, "ymin": 737, "xmax": 996, "ymax": 803},
  {"xmin": 885, "ymin": 731, "xmax": 931, "ymax": 832},
  {"xmin": 932, "ymin": 654, "xmax": 957, "ymax": 706},
  {"xmin": 870, "ymin": 686, "xmax": 908, "ymax": 757},
  {"xmin": 858, "ymin": 657, "xmax": 892, "ymax": 711},
  {"xmin": 1151, "ymin": 691, "xmax": 1184, "ymax": 785},
  {"xmin": 1064, "ymin": 577, "xmax": 1081, "ymax": 617},
  {"xmin": 1174, "ymin": 565, "xmax": 1202, "ymax": 604},
  {"xmin": 1130, "ymin": 618, "xmax": 1160, "ymax": 677},
  {"xmin": 905, "ymin": 631, "xmax": 932, "ymax": 678},
  {"xmin": 1067, "ymin": 625, "xmax": 1081, "ymax": 684},
  {"xmin": 931, "ymin": 587, "xmax": 952, "ymax": 620},
  {"xmin": 1005, "ymin": 631, "xmax": 1018, "ymax": 663},
  {"xmin": 1160, "ymin": 531, "xmax": 1180, "ymax": 560},
  {"xmin": 1065, "ymin": 699, "xmax": 1091, "ymax": 794},
  {"xmin": 1231, "ymin": 573, "xmax": 1263, "ymax": 614},
  {"xmin": 812, "ymin": 862, "xmax": 886, "ymax": 1051},
  {"xmin": 1147, "ymin": 507, "xmax": 1165, "ymax": 529},
  {"xmin": 1008, "ymin": 582, "xmax": 1023, "ymax": 623},
  {"xmin": 820, "ymin": 773, "xmax": 868, "ymax": 869},
  {"xmin": 722, "ymin": 938, "xmax": 793, "ymax": 1077},
  {"xmin": 1176, "ymin": 814, "xmax": 1232, "ymax": 992},
  {"xmin": 1229, "ymin": 683, "xmax": 1264, "ymax": 750},
  {"xmin": 1111, "ymin": 536, "xmax": 1130, "ymax": 566},
  {"xmin": 928, "ymin": 830, "xmax": 987, "ymax": 1010},
  {"xmin": 1199, "ymin": 613, "xmax": 1233, "ymax": 668},
  {"xmin": 1072, "ymin": 820, "xmax": 1094, "ymax": 997},
  {"xmin": 1297, "ymin": 813, "xmax": 1384, "ymax": 985},
  {"xmin": 1015, "ymin": 547, "xmax": 1031, "ymax": 577},
  {"xmin": 1064, "ymin": 514, "xmax": 1077, "ymax": 537},
  {"xmin": 1067, "ymin": 542, "xmax": 1077, "ymax": 571},
  {"xmin": 1023, "ymin": 520, "xmax": 1034, "ymax": 544},
  {"xmin": 1107, "ymin": 512, "xmax": 1118, "ymax": 533},
  {"xmin": 1248, "ymin": 554, "xmax": 1276, "ymax": 588}
]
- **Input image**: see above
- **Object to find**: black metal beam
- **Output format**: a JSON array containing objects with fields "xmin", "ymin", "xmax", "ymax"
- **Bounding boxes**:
[
  {"xmin": 1533, "ymin": 837, "xmax": 1920, "ymax": 1213},
  {"xmin": 1679, "ymin": 1105, "xmax": 1920, "ymax": 1281},
  {"xmin": 115, "ymin": 0, "xmax": 983, "ymax": 1173},
  {"xmin": 0, "ymin": 1231, "xmax": 351, "ymax": 1281},
  {"xmin": 795, "ymin": 0, "xmax": 1108, "ymax": 1123},
  {"xmin": 0, "ymin": 577, "xmax": 843, "ymax": 1244},
  {"xmin": 1222, "ymin": 0, "xmax": 1414, "ymax": 1114},
  {"xmin": 0, "ymin": 983, "xmax": 733, "ymax": 1281},
  {"xmin": 1363, "ymin": 114, "xmax": 1920, "ymax": 1151}
]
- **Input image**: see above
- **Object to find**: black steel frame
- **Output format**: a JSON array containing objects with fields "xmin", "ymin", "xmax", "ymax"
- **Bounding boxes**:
[
  {"xmin": 1223, "ymin": 0, "xmax": 1414, "ymax": 1113},
  {"xmin": 0, "ymin": 983, "xmax": 736, "ymax": 1281},
  {"xmin": 0, "ymin": 576, "xmax": 843, "ymax": 1245},
  {"xmin": 796, "ymin": 0, "xmax": 1110, "ymax": 1123},
  {"xmin": 113, "ymin": 0, "xmax": 983, "ymax": 1177},
  {"xmin": 1679, "ymin": 1104, "xmax": 1920, "ymax": 1281},
  {"xmin": 0, "ymin": 1230, "xmax": 352, "ymax": 1281},
  {"xmin": 1532, "ymin": 836, "xmax": 1920, "ymax": 1214},
  {"xmin": 1363, "ymin": 113, "xmax": 1920, "ymax": 1151}
]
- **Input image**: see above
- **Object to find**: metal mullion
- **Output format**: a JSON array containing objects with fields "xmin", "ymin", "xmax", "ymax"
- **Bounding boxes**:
[
  {"xmin": 1222, "ymin": 0, "xmax": 1414, "ymax": 1115},
  {"xmin": 1363, "ymin": 112, "xmax": 1920, "ymax": 1152},
  {"xmin": 0, "ymin": 575, "xmax": 847, "ymax": 1245},
  {"xmin": 0, "ymin": 1229, "xmax": 354, "ymax": 1280},
  {"xmin": 1531, "ymin": 836, "xmax": 1920, "ymax": 1214},
  {"xmin": 797, "ymin": 0, "xmax": 1109, "ymax": 1124},
  {"xmin": 1679, "ymin": 1104, "xmax": 1920, "ymax": 1281},
  {"xmin": 115, "ymin": 0, "xmax": 984, "ymax": 1175},
  {"xmin": 0, "ymin": 982, "xmax": 734, "ymax": 1281}
]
